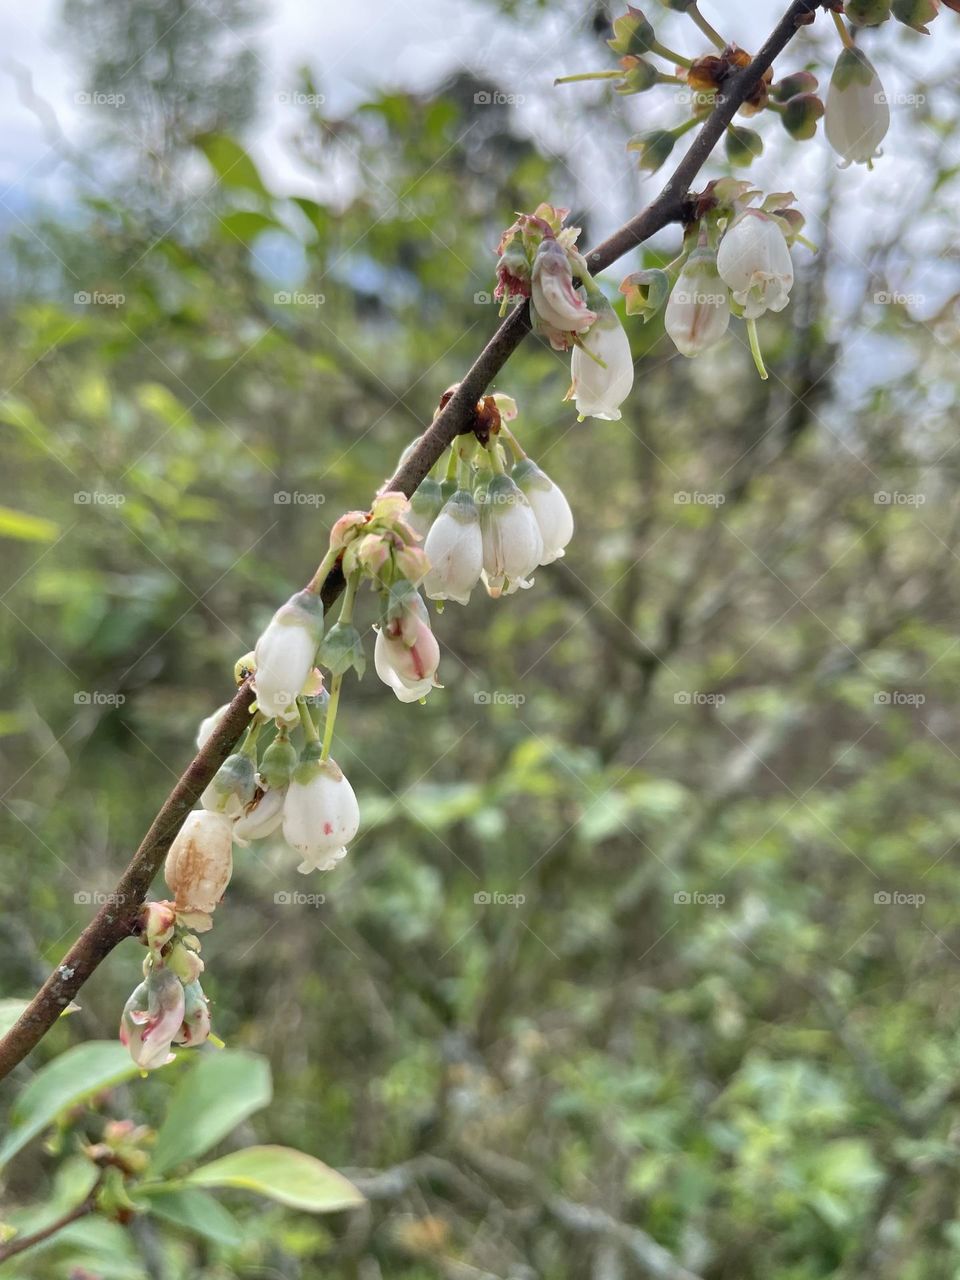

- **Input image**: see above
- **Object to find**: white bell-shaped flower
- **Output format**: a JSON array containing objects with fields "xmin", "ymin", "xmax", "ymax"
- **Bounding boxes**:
[
  {"xmin": 716, "ymin": 210, "xmax": 794, "ymax": 320},
  {"xmin": 374, "ymin": 590, "xmax": 441, "ymax": 702},
  {"xmin": 664, "ymin": 249, "xmax": 731, "ymax": 357},
  {"xmin": 233, "ymin": 786, "xmax": 286, "ymax": 846},
  {"xmin": 569, "ymin": 291, "xmax": 634, "ymax": 421},
  {"xmin": 283, "ymin": 752, "xmax": 360, "ymax": 874},
  {"xmin": 164, "ymin": 809, "xmax": 234, "ymax": 918},
  {"xmin": 531, "ymin": 238, "xmax": 597, "ymax": 334},
  {"xmin": 825, "ymin": 47, "xmax": 889, "ymax": 169},
  {"xmin": 511, "ymin": 459, "xmax": 574, "ymax": 565},
  {"xmin": 479, "ymin": 473, "xmax": 543, "ymax": 597},
  {"xmin": 423, "ymin": 489, "xmax": 483, "ymax": 605},
  {"xmin": 253, "ymin": 589, "xmax": 324, "ymax": 720}
]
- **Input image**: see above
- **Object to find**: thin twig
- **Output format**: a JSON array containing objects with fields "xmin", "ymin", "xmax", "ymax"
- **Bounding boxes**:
[{"xmin": 0, "ymin": 0, "xmax": 822, "ymax": 1081}]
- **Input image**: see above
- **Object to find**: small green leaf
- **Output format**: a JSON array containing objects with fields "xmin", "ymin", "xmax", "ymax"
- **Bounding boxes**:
[
  {"xmin": 0, "ymin": 1042, "xmax": 139, "ymax": 1169},
  {"xmin": 218, "ymin": 210, "xmax": 281, "ymax": 244},
  {"xmin": 317, "ymin": 622, "xmax": 366, "ymax": 679},
  {"xmin": 185, "ymin": 1145, "xmax": 365, "ymax": 1213},
  {"xmin": 149, "ymin": 1050, "xmax": 272, "ymax": 1176},
  {"xmin": 198, "ymin": 135, "xmax": 270, "ymax": 196},
  {"xmin": 141, "ymin": 1186, "xmax": 244, "ymax": 1247},
  {"xmin": 0, "ymin": 505, "xmax": 59, "ymax": 543}
]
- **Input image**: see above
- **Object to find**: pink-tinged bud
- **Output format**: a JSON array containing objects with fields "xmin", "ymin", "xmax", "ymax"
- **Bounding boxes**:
[
  {"xmin": 479, "ymin": 474, "xmax": 543, "ymax": 597},
  {"xmin": 164, "ymin": 810, "xmax": 234, "ymax": 917},
  {"xmin": 394, "ymin": 543, "xmax": 430, "ymax": 585},
  {"xmin": 375, "ymin": 592, "xmax": 441, "ymax": 701},
  {"xmin": 569, "ymin": 291, "xmax": 634, "ymax": 421},
  {"xmin": 354, "ymin": 532, "xmax": 392, "ymax": 578},
  {"xmin": 716, "ymin": 210, "xmax": 794, "ymax": 320},
  {"xmin": 174, "ymin": 980, "xmax": 211, "ymax": 1047},
  {"xmin": 120, "ymin": 967, "xmax": 184, "ymax": 1071},
  {"xmin": 371, "ymin": 490, "xmax": 411, "ymax": 524},
  {"xmin": 329, "ymin": 510, "xmax": 368, "ymax": 550},
  {"xmin": 664, "ymin": 249, "xmax": 731, "ymax": 358},
  {"xmin": 512, "ymin": 461, "xmax": 574, "ymax": 565},
  {"xmin": 423, "ymin": 489, "xmax": 483, "ymax": 605},
  {"xmin": 283, "ymin": 754, "xmax": 360, "ymax": 873},
  {"xmin": 531, "ymin": 240, "xmax": 597, "ymax": 335},
  {"xmin": 139, "ymin": 900, "xmax": 177, "ymax": 952},
  {"xmin": 253, "ymin": 589, "xmax": 324, "ymax": 719}
]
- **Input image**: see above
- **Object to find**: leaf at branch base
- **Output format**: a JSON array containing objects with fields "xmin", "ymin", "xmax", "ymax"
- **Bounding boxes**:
[
  {"xmin": 140, "ymin": 1185, "xmax": 244, "ymax": 1247},
  {"xmin": 184, "ymin": 1144, "xmax": 365, "ymax": 1213}
]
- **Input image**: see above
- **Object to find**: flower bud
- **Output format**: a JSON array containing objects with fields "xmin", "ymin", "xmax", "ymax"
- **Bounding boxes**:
[
  {"xmin": 627, "ymin": 128, "xmax": 675, "ymax": 174},
  {"xmin": 139, "ymin": 900, "xmax": 176, "ymax": 952},
  {"xmin": 174, "ymin": 980, "xmax": 211, "ymax": 1047},
  {"xmin": 772, "ymin": 71, "xmax": 819, "ymax": 102},
  {"xmin": 716, "ymin": 209, "xmax": 794, "ymax": 319},
  {"xmin": 825, "ymin": 47, "xmax": 889, "ymax": 168},
  {"xmin": 664, "ymin": 249, "xmax": 731, "ymax": 357},
  {"xmin": 615, "ymin": 58, "xmax": 660, "ymax": 95},
  {"xmin": 619, "ymin": 268, "xmax": 670, "ymax": 322},
  {"xmin": 233, "ymin": 785, "xmax": 286, "ymax": 846},
  {"xmin": 253, "ymin": 589, "xmax": 324, "ymax": 719},
  {"xmin": 531, "ymin": 239, "xmax": 597, "ymax": 335},
  {"xmin": 283, "ymin": 751, "xmax": 360, "ymax": 874},
  {"xmin": 781, "ymin": 93, "xmax": 824, "ymax": 140},
  {"xmin": 892, "ymin": 0, "xmax": 940, "ymax": 32},
  {"xmin": 725, "ymin": 126, "xmax": 764, "ymax": 167},
  {"xmin": 119, "ymin": 967, "xmax": 184, "ymax": 1071},
  {"xmin": 496, "ymin": 239, "xmax": 532, "ymax": 302},
  {"xmin": 479, "ymin": 474, "xmax": 543, "ymax": 597},
  {"xmin": 260, "ymin": 734, "xmax": 299, "ymax": 789},
  {"xmin": 423, "ymin": 489, "xmax": 484, "ymax": 605},
  {"xmin": 196, "ymin": 703, "xmax": 230, "ymax": 751},
  {"xmin": 569, "ymin": 289, "xmax": 634, "ymax": 421},
  {"xmin": 329, "ymin": 510, "xmax": 369, "ymax": 550},
  {"xmin": 164, "ymin": 810, "xmax": 234, "ymax": 919},
  {"xmin": 844, "ymin": 0, "xmax": 891, "ymax": 23},
  {"xmin": 511, "ymin": 460, "xmax": 574, "ymax": 565},
  {"xmin": 167, "ymin": 937, "xmax": 204, "ymax": 984},
  {"xmin": 375, "ymin": 590, "xmax": 441, "ymax": 702},
  {"xmin": 201, "ymin": 751, "xmax": 256, "ymax": 818}
]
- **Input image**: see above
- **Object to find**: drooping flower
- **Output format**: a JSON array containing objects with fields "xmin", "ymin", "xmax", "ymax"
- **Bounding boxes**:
[
  {"xmin": 253, "ymin": 589, "xmax": 324, "ymax": 720},
  {"xmin": 568, "ymin": 289, "xmax": 634, "ymax": 421},
  {"xmin": 664, "ymin": 248, "xmax": 731, "ymax": 357},
  {"xmin": 530, "ymin": 239, "xmax": 597, "ymax": 335},
  {"xmin": 120, "ymin": 966, "xmax": 185, "ymax": 1071},
  {"xmin": 406, "ymin": 475, "xmax": 444, "ymax": 541},
  {"xmin": 479, "ymin": 473, "xmax": 543, "ymax": 597},
  {"xmin": 200, "ymin": 751, "xmax": 257, "ymax": 818},
  {"xmin": 423, "ymin": 489, "xmax": 483, "ymax": 605},
  {"xmin": 233, "ymin": 786, "xmax": 286, "ymax": 846},
  {"xmin": 164, "ymin": 809, "xmax": 234, "ymax": 923},
  {"xmin": 716, "ymin": 210, "xmax": 794, "ymax": 320},
  {"xmin": 174, "ymin": 980, "xmax": 211, "ymax": 1048},
  {"xmin": 824, "ymin": 47, "xmax": 890, "ymax": 168},
  {"xmin": 375, "ymin": 591, "xmax": 441, "ymax": 701},
  {"xmin": 511, "ymin": 460, "xmax": 574, "ymax": 564},
  {"xmin": 282, "ymin": 749, "xmax": 360, "ymax": 874}
]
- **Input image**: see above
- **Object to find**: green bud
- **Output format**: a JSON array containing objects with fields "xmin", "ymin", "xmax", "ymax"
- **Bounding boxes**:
[
  {"xmin": 772, "ymin": 71, "xmax": 819, "ymax": 102},
  {"xmin": 782, "ymin": 93, "xmax": 825, "ymax": 140},
  {"xmin": 615, "ymin": 59, "xmax": 660, "ymax": 95},
  {"xmin": 892, "ymin": 0, "xmax": 940, "ymax": 31},
  {"xmin": 260, "ymin": 734, "xmax": 299, "ymax": 789},
  {"xmin": 608, "ymin": 6, "xmax": 657, "ymax": 57},
  {"xmin": 725, "ymin": 126, "xmax": 764, "ymax": 166},
  {"xmin": 627, "ymin": 128, "xmax": 676, "ymax": 174},
  {"xmin": 619, "ymin": 268, "xmax": 671, "ymax": 321},
  {"xmin": 844, "ymin": 0, "xmax": 892, "ymax": 24}
]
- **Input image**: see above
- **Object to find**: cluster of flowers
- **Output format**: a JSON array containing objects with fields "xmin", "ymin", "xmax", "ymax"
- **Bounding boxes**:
[
  {"xmin": 623, "ymin": 181, "xmax": 808, "ymax": 377},
  {"xmin": 121, "ymin": 403, "xmax": 573, "ymax": 1068},
  {"xmin": 558, "ymin": 3, "xmax": 927, "ymax": 175},
  {"xmin": 495, "ymin": 204, "xmax": 635, "ymax": 422}
]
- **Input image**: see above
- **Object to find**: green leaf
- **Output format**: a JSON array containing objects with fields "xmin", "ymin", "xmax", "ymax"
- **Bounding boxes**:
[
  {"xmin": 218, "ymin": 210, "xmax": 281, "ymax": 244},
  {"xmin": 0, "ymin": 505, "xmax": 59, "ymax": 543},
  {"xmin": 0, "ymin": 1042, "xmax": 139, "ymax": 1169},
  {"xmin": 185, "ymin": 1145, "xmax": 365, "ymax": 1213},
  {"xmin": 149, "ymin": 1050, "xmax": 272, "ymax": 1176},
  {"xmin": 198, "ymin": 134, "xmax": 270, "ymax": 196},
  {"xmin": 140, "ymin": 1186, "xmax": 243, "ymax": 1247},
  {"xmin": 317, "ymin": 622, "xmax": 366, "ymax": 679}
]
